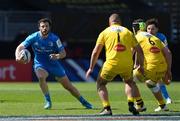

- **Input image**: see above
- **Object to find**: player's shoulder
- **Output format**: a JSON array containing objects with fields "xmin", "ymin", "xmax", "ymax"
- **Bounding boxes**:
[
  {"xmin": 137, "ymin": 32, "xmax": 158, "ymax": 42},
  {"xmin": 28, "ymin": 31, "xmax": 39, "ymax": 38},
  {"xmin": 156, "ymin": 32, "xmax": 167, "ymax": 40},
  {"xmin": 24, "ymin": 31, "xmax": 39, "ymax": 41},
  {"xmin": 137, "ymin": 31, "xmax": 152, "ymax": 38},
  {"xmin": 156, "ymin": 32, "xmax": 166, "ymax": 37},
  {"xmin": 139, "ymin": 31, "xmax": 148, "ymax": 35},
  {"xmin": 106, "ymin": 24, "xmax": 130, "ymax": 33},
  {"xmin": 49, "ymin": 32, "xmax": 60, "ymax": 41}
]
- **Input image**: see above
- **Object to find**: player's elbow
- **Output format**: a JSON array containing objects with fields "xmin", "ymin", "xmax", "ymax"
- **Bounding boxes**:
[
  {"xmin": 92, "ymin": 51, "xmax": 99, "ymax": 59},
  {"xmin": 168, "ymin": 49, "xmax": 172, "ymax": 57},
  {"xmin": 62, "ymin": 52, "xmax": 66, "ymax": 58},
  {"xmin": 60, "ymin": 51, "xmax": 66, "ymax": 59}
]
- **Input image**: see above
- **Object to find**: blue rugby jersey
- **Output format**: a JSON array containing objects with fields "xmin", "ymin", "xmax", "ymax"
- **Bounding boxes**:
[
  {"xmin": 156, "ymin": 32, "xmax": 168, "ymax": 47},
  {"xmin": 21, "ymin": 31, "xmax": 64, "ymax": 65}
]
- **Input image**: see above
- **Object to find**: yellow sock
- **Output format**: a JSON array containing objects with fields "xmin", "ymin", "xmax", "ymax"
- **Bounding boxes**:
[
  {"xmin": 134, "ymin": 97, "xmax": 143, "ymax": 108},
  {"xmin": 127, "ymin": 97, "xmax": 134, "ymax": 102},
  {"xmin": 102, "ymin": 101, "xmax": 110, "ymax": 107}
]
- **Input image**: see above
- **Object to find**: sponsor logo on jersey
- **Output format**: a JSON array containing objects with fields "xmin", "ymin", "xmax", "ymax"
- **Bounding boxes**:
[
  {"xmin": 111, "ymin": 26, "xmax": 124, "ymax": 32},
  {"xmin": 114, "ymin": 44, "xmax": 126, "ymax": 52},
  {"xmin": 150, "ymin": 47, "xmax": 160, "ymax": 53},
  {"xmin": 56, "ymin": 39, "xmax": 62, "ymax": 48}
]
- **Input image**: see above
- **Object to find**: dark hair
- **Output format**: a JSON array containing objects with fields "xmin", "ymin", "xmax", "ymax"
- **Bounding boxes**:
[
  {"xmin": 146, "ymin": 18, "xmax": 159, "ymax": 28},
  {"xmin": 133, "ymin": 19, "xmax": 144, "ymax": 24},
  {"xmin": 38, "ymin": 18, "xmax": 52, "ymax": 27}
]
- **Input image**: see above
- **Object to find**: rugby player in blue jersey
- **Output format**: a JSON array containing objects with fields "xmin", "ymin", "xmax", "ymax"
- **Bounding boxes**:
[
  {"xmin": 146, "ymin": 18, "xmax": 172, "ymax": 105},
  {"xmin": 15, "ymin": 18, "xmax": 92, "ymax": 109}
]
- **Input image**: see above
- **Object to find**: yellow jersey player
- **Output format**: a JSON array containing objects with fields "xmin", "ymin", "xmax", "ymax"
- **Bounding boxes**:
[
  {"xmin": 146, "ymin": 18, "xmax": 172, "ymax": 104},
  {"xmin": 86, "ymin": 13, "xmax": 145, "ymax": 115},
  {"xmin": 132, "ymin": 19, "xmax": 172, "ymax": 112}
]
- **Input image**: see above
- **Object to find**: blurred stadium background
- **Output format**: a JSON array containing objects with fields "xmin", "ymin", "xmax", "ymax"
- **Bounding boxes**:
[{"xmin": 0, "ymin": 0, "xmax": 179, "ymax": 82}]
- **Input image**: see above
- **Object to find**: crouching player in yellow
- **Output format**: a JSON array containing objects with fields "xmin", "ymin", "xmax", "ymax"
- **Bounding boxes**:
[{"xmin": 132, "ymin": 19, "xmax": 172, "ymax": 112}]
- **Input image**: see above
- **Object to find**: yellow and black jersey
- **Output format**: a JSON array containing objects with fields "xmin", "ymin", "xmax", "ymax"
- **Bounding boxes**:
[
  {"xmin": 135, "ymin": 31, "xmax": 167, "ymax": 71},
  {"xmin": 96, "ymin": 24, "xmax": 138, "ymax": 68}
]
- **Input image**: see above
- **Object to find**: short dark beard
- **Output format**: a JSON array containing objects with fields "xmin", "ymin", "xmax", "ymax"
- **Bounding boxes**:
[{"xmin": 40, "ymin": 31, "xmax": 49, "ymax": 38}]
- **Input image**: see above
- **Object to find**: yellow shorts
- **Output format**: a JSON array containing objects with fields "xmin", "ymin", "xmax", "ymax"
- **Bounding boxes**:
[
  {"xmin": 133, "ymin": 68, "xmax": 166, "ymax": 83},
  {"xmin": 99, "ymin": 61, "xmax": 133, "ymax": 81},
  {"xmin": 133, "ymin": 68, "xmax": 145, "ymax": 82}
]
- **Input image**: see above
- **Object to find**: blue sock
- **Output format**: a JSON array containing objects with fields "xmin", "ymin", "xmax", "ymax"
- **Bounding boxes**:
[
  {"xmin": 160, "ymin": 84, "xmax": 170, "ymax": 99},
  {"xmin": 79, "ymin": 96, "xmax": 92, "ymax": 109},
  {"xmin": 44, "ymin": 93, "xmax": 51, "ymax": 102},
  {"xmin": 79, "ymin": 96, "xmax": 85, "ymax": 103}
]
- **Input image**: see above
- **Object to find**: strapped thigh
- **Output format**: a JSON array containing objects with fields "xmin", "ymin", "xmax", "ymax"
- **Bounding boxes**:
[{"xmin": 35, "ymin": 67, "xmax": 49, "ymax": 79}]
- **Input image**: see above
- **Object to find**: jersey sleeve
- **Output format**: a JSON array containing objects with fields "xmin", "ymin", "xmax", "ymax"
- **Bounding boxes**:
[
  {"xmin": 55, "ymin": 38, "xmax": 64, "ymax": 52},
  {"xmin": 157, "ymin": 33, "xmax": 168, "ymax": 47},
  {"xmin": 158, "ymin": 40, "xmax": 166, "ymax": 49},
  {"xmin": 162, "ymin": 35, "xmax": 168, "ymax": 47},
  {"xmin": 21, "ymin": 34, "xmax": 34, "ymax": 48},
  {"xmin": 96, "ymin": 32, "xmax": 105, "ymax": 45}
]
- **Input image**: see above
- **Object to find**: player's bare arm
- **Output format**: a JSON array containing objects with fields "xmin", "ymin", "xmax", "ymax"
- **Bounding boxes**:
[
  {"xmin": 86, "ymin": 44, "xmax": 103, "ymax": 78},
  {"xmin": 162, "ymin": 47, "xmax": 172, "ymax": 83},
  {"xmin": 134, "ymin": 44, "xmax": 144, "ymax": 74},
  {"xmin": 49, "ymin": 49, "xmax": 66, "ymax": 60}
]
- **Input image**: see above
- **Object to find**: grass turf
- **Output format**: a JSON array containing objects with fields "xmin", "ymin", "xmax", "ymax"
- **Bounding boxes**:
[{"xmin": 0, "ymin": 82, "xmax": 179, "ymax": 116}]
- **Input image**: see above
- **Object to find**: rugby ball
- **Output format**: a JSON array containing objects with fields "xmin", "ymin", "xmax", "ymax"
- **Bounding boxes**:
[{"xmin": 21, "ymin": 49, "xmax": 31, "ymax": 63}]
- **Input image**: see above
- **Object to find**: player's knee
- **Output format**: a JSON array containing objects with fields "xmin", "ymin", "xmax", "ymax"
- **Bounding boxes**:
[
  {"xmin": 97, "ymin": 77, "xmax": 107, "ymax": 89},
  {"xmin": 61, "ymin": 82, "xmax": 72, "ymax": 91},
  {"xmin": 145, "ymin": 80, "xmax": 159, "ymax": 93},
  {"xmin": 133, "ymin": 75, "xmax": 139, "ymax": 82},
  {"xmin": 97, "ymin": 81, "xmax": 107, "ymax": 87},
  {"xmin": 133, "ymin": 70, "xmax": 145, "ymax": 82},
  {"xmin": 57, "ymin": 77, "xmax": 73, "ymax": 91},
  {"xmin": 36, "ymin": 68, "xmax": 48, "ymax": 79},
  {"xmin": 145, "ymin": 80, "xmax": 156, "ymax": 88},
  {"xmin": 38, "ymin": 74, "xmax": 47, "ymax": 82},
  {"xmin": 150, "ymin": 85, "xmax": 160, "ymax": 93}
]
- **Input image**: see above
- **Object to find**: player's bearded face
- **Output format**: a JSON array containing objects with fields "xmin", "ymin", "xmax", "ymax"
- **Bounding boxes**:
[{"xmin": 39, "ymin": 22, "xmax": 50, "ymax": 37}]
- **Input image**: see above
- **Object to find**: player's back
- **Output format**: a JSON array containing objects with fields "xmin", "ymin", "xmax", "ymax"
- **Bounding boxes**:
[
  {"xmin": 97, "ymin": 24, "xmax": 137, "ymax": 67},
  {"xmin": 136, "ymin": 31, "xmax": 167, "ymax": 71}
]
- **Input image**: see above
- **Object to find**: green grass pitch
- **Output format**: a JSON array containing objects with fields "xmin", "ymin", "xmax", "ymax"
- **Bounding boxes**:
[{"xmin": 0, "ymin": 82, "xmax": 180, "ymax": 116}]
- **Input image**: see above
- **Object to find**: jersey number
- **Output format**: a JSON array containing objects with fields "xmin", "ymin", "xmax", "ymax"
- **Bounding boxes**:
[
  {"xmin": 148, "ymin": 37, "xmax": 155, "ymax": 45},
  {"xmin": 114, "ymin": 33, "xmax": 126, "ymax": 51},
  {"xmin": 149, "ymin": 37, "xmax": 160, "ymax": 53}
]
